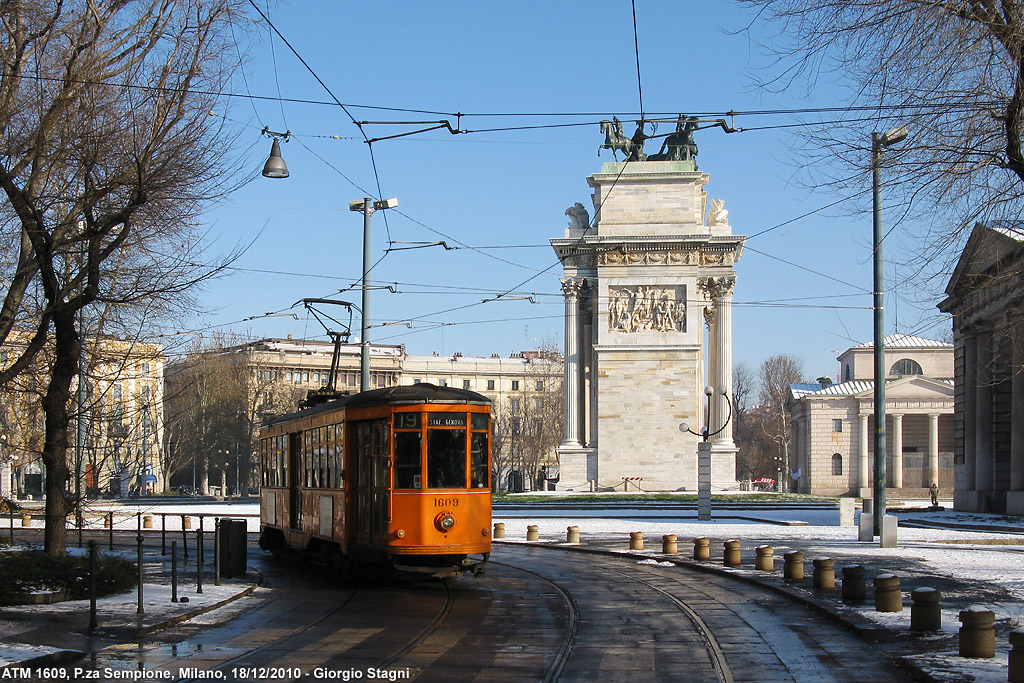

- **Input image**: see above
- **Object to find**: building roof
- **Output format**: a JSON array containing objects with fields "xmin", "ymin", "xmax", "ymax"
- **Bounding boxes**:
[
  {"xmin": 849, "ymin": 334, "xmax": 952, "ymax": 350},
  {"xmin": 789, "ymin": 377, "xmax": 954, "ymax": 401}
]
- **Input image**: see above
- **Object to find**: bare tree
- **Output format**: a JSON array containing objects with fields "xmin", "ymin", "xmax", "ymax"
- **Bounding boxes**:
[
  {"xmin": 757, "ymin": 354, "xmax": 805, "ymax": 492},
  {"xmin": 737, "ymin": 1, "xmax": 1024, "ymax": 298},
  {"xmin": 0, "ymin": 1, "xmax": 246, "ymax": 554}
]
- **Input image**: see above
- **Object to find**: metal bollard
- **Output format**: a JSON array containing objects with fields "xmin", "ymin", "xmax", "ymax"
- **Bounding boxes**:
[
  {"xmin": 873, "ymin": 574, "xmax": 902, "ymax": 613},
  {"xmin": 196, "ymin": 528, "xmax": 204, "ymax": 594},
  {"xmin": 783, "ymin": 551, "xmax": 804, "ymax": 581},
  {"xmin": 1009, "ymin": 628, "xmax": 1024, "ymax": 682},
  {"xmin": 958, "ymin": 607, "xmax": 996, "ymax": 658},
  {"xmin": 693, "ymin": 537, "xmax": 710, "ymax": 561},
  {"xmin": 88, "ymin": 540, "xmax": 98, "ymax": 629},
  {"xmin": 723, "ymin": 540, "xmax": 741, "ymax": 567},
  {"xmin": 755, "ymin": 545, "xmax": 774, "ymax": 571},
  {"xmin": 526, "ymin": 525, "xmax": 539, "ymax": 542},
  {"xmin": 171, "ymin": 541, "xmax": 178, "ymax": 603},
  {"xmin": 143, "ymin": 515, "xmax": 153, "ymax": 529},
  {"xmin": 812, "ymin": 558, "xmax": 835, "ymax": 590},
  {"xmin": 183, "ymin": 515, "xmax": 192, "ymax": 530},
  {"xmin": 910, "ymin": 587, "xmax": 942, "ymax": 631},
  {"xmin": 567, "ymin": 526, "xmax": 580, "ymax": 544},
  {"xmin": 629, "ymin": 531, "xmax": 644, "ymax": 551},
  {"xmin": 161, "ymin": 514, "xmax": 167, "ymax": 555},
  {"xmin": 842, "ymin": 565, "xmax": 867, "ymax": 602},
  {"xmin": 493, "ymin": 522, "xmax": 505, "ymax": 539},
  {"xmin": 136, "ymin": 532, "xmax": 145, "ymax": 615},
  {"xmin": 214, "ymin": 519, "xmax": 221, "ymax": 587},
  {"xmin": 662, "ymin": 534, "xmax": 677, "ymax": 554}
]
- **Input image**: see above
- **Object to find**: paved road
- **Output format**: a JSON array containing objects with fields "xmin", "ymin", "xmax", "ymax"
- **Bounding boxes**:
[{"xmin": 21, "ymin": 542, "xmax": 913, "ymax": 682}]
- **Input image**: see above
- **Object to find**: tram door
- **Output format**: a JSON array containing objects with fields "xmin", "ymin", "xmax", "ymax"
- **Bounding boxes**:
[
  {"xmin": 352, "ymin": 419, "xmax": 390, "ymax": 545},
  {"xmin": 289, "ymin": 432, "xmax": 302, "ymax": 530}
]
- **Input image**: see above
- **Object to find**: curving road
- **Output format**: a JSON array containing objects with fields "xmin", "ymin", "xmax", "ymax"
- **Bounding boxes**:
[{"xmin": 68, "ymin": 543, "xmax": 910, "ymax": 682}]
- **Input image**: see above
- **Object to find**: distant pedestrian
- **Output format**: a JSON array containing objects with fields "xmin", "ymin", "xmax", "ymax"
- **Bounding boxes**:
[{"xmin": 929, "ymin": 483, "xmax": 939, "ymax": 506}]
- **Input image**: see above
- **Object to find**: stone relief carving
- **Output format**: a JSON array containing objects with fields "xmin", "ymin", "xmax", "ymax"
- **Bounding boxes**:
[
  {"xmin": 608, "ymin": 285, "xmax": 686, "ymax": 333},
  {"xmin": 596, "ymin": 248, "xmax": 737, "ymax": 267}
]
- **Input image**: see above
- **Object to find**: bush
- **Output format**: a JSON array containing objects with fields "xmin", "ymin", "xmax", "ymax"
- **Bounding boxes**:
[{"xmin": 0, "ymin": 550, "xmax": 137, "ymax": 604}]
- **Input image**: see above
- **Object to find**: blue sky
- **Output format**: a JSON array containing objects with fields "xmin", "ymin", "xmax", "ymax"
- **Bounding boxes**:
[{"xmin": 194, "ymin": 1, "xmax": 952, "ymax": 382}]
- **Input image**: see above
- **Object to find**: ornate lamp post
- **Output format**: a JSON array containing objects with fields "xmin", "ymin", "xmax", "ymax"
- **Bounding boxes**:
[{"xmin": 680, "ymin": 386, "xmax": 733, "ymax": 520}]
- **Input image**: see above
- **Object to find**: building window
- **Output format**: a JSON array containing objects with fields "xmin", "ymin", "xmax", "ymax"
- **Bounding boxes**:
[
  {"xmin": 438, "ymin": 379, "xmax": 448, "ymax": 387},
  {"xmin": 141, "ymin": 362, "xmax": 151, "ymax": 375},
  {"xmin": 463, "ymin": 380, "xmax": 471, "ymax": 389},
  {"xmin": 413, "ymin": 378, "xmax": 421, "ymax": 384},
  {"xmin": 890, "ymin": 358, "xmax": 923, "ymax": 376},
  {"xmin": 536, "ymin": 380, "xmax": 544, "ymax": 391},
  {"xmin": 832, "ymin": 419, "xmax": 843, "ymax": 433},
  {"xmin": 511, "ymin": 380, "xmax": 520, "ymax": 391},
  {"xmin": 843, "ymin": 364, "xmax": 852, "ymax": 382},
  {"xmin": 832, "ymin": 453, "xmax": 843, "ymax": 476},
  {"xmin": 510, "ymin": 398, "xmax": 520, "ymax": 413},
  {"xmin": 487, "ymin": 379, "xmax": 495, "ymax": 390}
]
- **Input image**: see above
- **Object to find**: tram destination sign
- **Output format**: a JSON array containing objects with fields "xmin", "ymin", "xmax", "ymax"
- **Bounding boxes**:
[{"xmin": 427, "ymin": 413, "xmax": 466, "ymax": 428}]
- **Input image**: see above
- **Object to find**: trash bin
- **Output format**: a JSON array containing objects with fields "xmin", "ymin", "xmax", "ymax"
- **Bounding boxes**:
[{"xmin": 219, "ymin": 518, "xmax": 247, "ymax": 578}]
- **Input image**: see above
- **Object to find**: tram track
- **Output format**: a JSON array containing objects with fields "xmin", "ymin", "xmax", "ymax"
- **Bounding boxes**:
[{"xmin": 488, "ymin": 559, "xmax": 579, "ymax": 683}]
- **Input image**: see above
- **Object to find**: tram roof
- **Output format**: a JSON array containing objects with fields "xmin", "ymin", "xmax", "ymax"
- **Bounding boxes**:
[{"xmin": 262, "ymin": 383, "xmax": 490, "ymax": 427}]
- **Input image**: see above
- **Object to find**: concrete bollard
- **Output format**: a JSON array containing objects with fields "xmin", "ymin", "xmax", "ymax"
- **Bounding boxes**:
[
  {"xmin": 1009, "ymin": 628, "xmax": 1024, "ymax": 682},
  {"xmin": 143, "ymin": 515, "xmax": 153, "ymax": 529},
  {"xmin": 842, "ymin": 565, "xmax": 867, "ymax": 602},
  {"xmin": 812, "ymin": 558, "xmax": 835, "ymax": 590},
  {"xmin": 629, "ymin": 531, "xmax": 644, "ymax": 551},
  {"xmin": 526, "ymin": 525, "xmax": 539, "ymax": 542},
  {"xmin": 723, "ymin": 540, "xmax": 741, "ymax": 567},
  {"xmin": 493, "ymin": 523, "xmax": 505, "ymax": 539},
  {"xmin": 20, "ymin": 514, "xmax": 30, "ymax": 527},
  {"xmin": 874, "ymin": 574, "xmax": 903, "ymax": 612},
  {"xmin": 662, "ymin": 534, "xmax": 677, "ymax": 554},
  {"xmin": 693, "ymin": 537, "xmax": 710, "ymax": 561},
  {"xmin": 183, "ymin": 516, "xmax": 192, "ymax": 530},
  {"xmin": 958, "ymin": 607, "xmax": 996, "ymax": 658},
  {"xmin": 910, "ymin": 587, "xmax": 942, "ymax": 631},
  {"xmin": 566, "ymin": 526, "xmax": 580, "ymax": 544},
  {"xmin": 783, "ymin": 551, "xmax": 804, "ymax": 581},
  {"xmin": 755, "ymin": 545, "xmax": 774, "ymax": 571}
]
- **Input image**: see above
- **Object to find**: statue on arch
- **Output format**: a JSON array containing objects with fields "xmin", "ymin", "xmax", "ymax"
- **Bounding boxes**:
[{"xmin": 565, "ymin": 202, "xmax": 590, "ymax": 231}]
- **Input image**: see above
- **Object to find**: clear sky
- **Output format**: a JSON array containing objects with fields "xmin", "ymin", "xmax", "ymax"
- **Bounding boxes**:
[{"xmin": 193, "ymin": 1, "xmax": 953, "ymax": 382}]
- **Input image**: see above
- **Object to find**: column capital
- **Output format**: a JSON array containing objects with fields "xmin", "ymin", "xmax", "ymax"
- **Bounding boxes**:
[
  {"xmin": 697, "ymin": 275, "xmax": 736, "ymax": 300},
  {"xmin": 560, "ymin": 277, "xmax": 584, "ymax": 298}
]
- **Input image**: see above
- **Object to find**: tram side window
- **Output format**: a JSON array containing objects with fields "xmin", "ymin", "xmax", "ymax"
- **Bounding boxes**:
[
  {"xmin": 394, "ymin": 432, "xmax": 422, "ymax": 489},
  {"xmin": 471, "ymin": 432, "xmax": 489, "ymax": 489},
  {"xmin": 333, "ymin": 423, "xmax": 345, "ymax": 487},
  {"xmin": 319, "ymin": 426, "xmax": 329, "ymax": 488},
  {"xmin": 427, "ymin": 429, "xmax": 467, "ymax": 489}
]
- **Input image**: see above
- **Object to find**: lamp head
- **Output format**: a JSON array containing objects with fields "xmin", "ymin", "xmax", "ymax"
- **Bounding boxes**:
[
  {"xmin": 679, "ymin": 423, "xmax": 689, "ymax": 433},
  {"xmin": 261, "ymin": 138, "xmax": 289, "ymax": 179},
  {"xmin": 880, "ymin": 125, "xmax": 909, "ymax": 147},
  {"xmin": 704, "ymin": 385, "xmax": 714, "ymax": 397}
]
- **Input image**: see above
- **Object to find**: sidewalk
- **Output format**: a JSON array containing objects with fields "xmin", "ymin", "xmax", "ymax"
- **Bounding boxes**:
[{"xmin": 0, "ymin": 534, "xmax": 259, "ymax": 670}]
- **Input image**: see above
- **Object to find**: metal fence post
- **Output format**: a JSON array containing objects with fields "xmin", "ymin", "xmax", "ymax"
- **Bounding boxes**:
[
  {"xmin": 214, "ymin": 518, "xmax": 221, "ymax": 587},
  {"xmin": 171, "ymin": 541, "xmax": 178, "ymax": 603},
  {"xmin": 88, "ymin": 540, "xmax": 98, "ymax": 629},
  {"xmin": 196, "ymin": 528, "xmax": 203, "ymax": 594},
  {"xmin": 136, "ymin": 532, "xmax": 144, "ymax": 615}
]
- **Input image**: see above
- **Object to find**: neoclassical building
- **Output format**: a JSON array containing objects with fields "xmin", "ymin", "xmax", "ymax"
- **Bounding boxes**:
[
  {"xmin": 787, "ymin": 335, "xmax": 954, "ymax": 497},
  {"xmin": 551, "ymin": 160, "xmax": 744, "ymax": 491},
  {"xmin": 938, "ymin": 222, "xmax": 1024, "ymax": 515}
]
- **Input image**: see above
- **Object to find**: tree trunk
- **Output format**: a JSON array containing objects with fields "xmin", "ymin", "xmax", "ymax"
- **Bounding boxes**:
[{"xmin": 41, "ymin": 311, "xmax": 78, "ymax": 555}]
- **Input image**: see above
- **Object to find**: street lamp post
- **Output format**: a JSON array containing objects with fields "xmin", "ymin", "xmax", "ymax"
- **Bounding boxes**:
[
  {"xmin": 260, "ymin": 136, "xmax": 395, "ymax": 394},
  {"xmin": 680, "ymin": 386, "xmax": 733, "ymax": 521},
  {"xmin": 871, "ymin": 125, "xmax": 908, "ymax": 536}
]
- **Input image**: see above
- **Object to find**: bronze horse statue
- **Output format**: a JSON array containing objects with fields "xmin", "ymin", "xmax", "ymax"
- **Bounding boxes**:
[{"xmin": 599, "ymin": 117, "xmax": 637, "ymax": 160}]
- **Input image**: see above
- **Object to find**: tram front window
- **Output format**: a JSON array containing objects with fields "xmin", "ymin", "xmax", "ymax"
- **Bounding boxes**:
[
  {"xmin": 394, "ymin": 431, "xmax": 422, "ymax": 489},
  {"xmin": 427, "ymin": 429, "xmax": 467, "ymax": 489}
]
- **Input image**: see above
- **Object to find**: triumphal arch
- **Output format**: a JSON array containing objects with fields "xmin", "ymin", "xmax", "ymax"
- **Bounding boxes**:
[{"xmin": 551, "ymin": 117, "xmax": 745, "ymax": 491}]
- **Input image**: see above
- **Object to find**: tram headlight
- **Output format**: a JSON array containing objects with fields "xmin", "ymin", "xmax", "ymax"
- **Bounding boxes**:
[{"xmin": 434, "ymin": 511, "xmax": 456, "ymax": 532}]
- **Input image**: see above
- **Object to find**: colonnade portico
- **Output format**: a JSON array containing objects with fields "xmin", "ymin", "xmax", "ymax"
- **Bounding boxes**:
[
  {"xmin": 552, "ymin": 159, "xmax": 744, "ymax": 492},
  {"xmin": 856, "ymin": 410, "xmax": 946, "ymax": 494}
]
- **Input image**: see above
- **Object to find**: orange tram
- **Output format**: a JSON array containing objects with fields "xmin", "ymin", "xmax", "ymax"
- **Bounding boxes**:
[{"xmin": 258, "ymin": 384, "xmax": 492, "ymax": 579}]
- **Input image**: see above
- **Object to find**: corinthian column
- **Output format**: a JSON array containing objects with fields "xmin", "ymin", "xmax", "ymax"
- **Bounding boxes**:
[
  {"xmin": 560, "ymin": 278, "xmax": 583, "ymax": 448},
  {"xmin": 700, "ymin": 276, "xmax": 737, "ymax": 447}
]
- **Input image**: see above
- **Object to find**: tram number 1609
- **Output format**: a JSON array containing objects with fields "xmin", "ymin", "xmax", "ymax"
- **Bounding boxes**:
[{"xmin": 434, "ymin": 498, "xmax": 460, "ymax": 507}]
